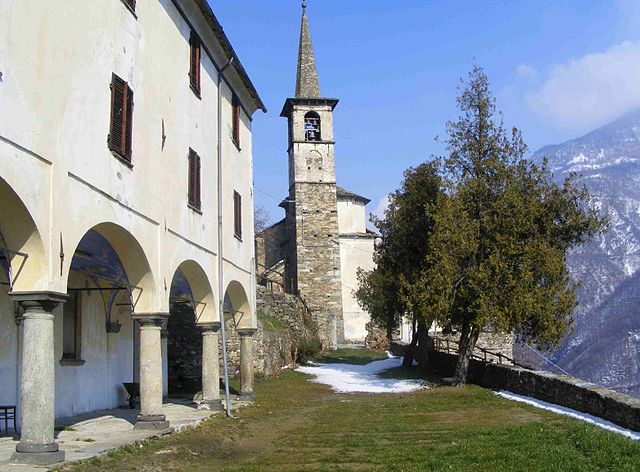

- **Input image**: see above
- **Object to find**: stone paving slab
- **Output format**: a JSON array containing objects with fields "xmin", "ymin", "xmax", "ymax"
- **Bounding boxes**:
[{"xmin": 0, "ymin": 399, "xmax": 247, "ymax": 471}]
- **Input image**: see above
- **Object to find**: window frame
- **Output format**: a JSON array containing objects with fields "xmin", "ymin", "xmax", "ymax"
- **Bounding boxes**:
[
  {"xmin": 108, "ymin": 73, "xmax": 134, "ymax": 165},
  {"xmin": 232, "ymin": 94, "xmax": 241, "ymax": 149},
  {"xmin": 304, "ymin": 111, "xmax": 321, "ymax": 142},
  {"xmin": 61, "ymin": 291, "xmax": 84, "ymax": 365},
  {"xmin": 233, "ymin": 191, "xmax": 242, "ymax": 240},
  {"xmin": 119, "ymin": 0, "xmax": 137, "ymax": 17},
  {"xmin": 188, "ymin": 149, "xmax": 202, "ymax": 212},
  {"xmin": 189, "ymin": 30, "xmax": 201, "ymax": 97}
]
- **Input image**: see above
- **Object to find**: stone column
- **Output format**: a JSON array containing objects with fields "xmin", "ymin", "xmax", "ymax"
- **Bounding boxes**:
[
  {"xmin": 161, "ymin": 326, "xmax": 168, "ymax": 399},
  {"xmin": 132, "ymin": 313, "xmax": 170, "ymax": 431},
  {"xmin": 237, "ymin": 328, "xmax": 257, "ymax": 401},
  {"xmin": 10, "ymin": 291, "xmax": 67, "ymax": 466},
  {"xmin": 198, "ymin": 322, "xmax": 223, "ymax": 411}
]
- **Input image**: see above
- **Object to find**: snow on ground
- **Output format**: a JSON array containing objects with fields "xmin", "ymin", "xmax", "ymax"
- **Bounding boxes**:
[
  {"xmin": 495, "ymin": 391, "xmax": 640, "ymax": 440},
  {"xmin": 296, "ymin": 355, "xmax": 429, "ymax": 393}
]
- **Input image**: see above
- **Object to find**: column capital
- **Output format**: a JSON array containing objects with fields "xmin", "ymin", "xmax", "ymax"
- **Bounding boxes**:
[
  {"xmin": 132, "ymin": 312, "xmax": 169, "ymax": 328},
  {"xmin": 237, "ymin": 328, "xmax": 257, "ymax": 338},
  {"xmin": 10, "ymin": 291, "xmax": 68, "ymax": 313},
  {"xmin": 197, "ymin": 322, "xmax": 221, "ymax": 333}
]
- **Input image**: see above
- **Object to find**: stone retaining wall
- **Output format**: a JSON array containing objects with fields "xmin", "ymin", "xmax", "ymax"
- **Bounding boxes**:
[
  {"xmin": 428, "ymin": 350, "xmax": 640, "ymax": 432},
  {"xmin": 226, "ymin": 285, "xmax": 317, "ymax": 377}
]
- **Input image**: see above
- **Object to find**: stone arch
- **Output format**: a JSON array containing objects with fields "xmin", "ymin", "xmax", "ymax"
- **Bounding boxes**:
[
  {"xmin": 304, "ymin": 111, "xmax": 321, "ymax": 141},
  {"xmin": 67, "ymin": 222, "xmax": 156, "ymax": 314},
  {"xmin": 169, "ymin": 260, "xmax": 216, "ymax": 324},
  {"xmin": 224, "ymin": 280, "xmax": 252, "ymax": 329},
  {"xmin": 0, "ymin": 176, "xmax": 47, "ymax": 291},
  {"xmin": 167, "ymin": 260, "xmax": 215, "ymax": 395}
]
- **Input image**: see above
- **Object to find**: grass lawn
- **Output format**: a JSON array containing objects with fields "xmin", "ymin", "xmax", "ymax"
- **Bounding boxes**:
[
  {"xmin": 313, "ymin": 347, "xmax": 389, "ymax": 365},
  {"xmin": 64, "ymin": 351, "xmax": 640, "ymax": 472}
]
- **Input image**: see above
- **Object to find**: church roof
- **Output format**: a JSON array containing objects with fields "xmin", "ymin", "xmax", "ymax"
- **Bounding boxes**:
[
  {"xmin": 296, "ymin": 2, "xmax": 321, "ymax": 98},
  {"xmin": 280, "ymin": 3, "xmax": 339, "ymax": 117},
  {"xmin": 336, "ymin": 186, "xmax": 371, "ymax": 205}
]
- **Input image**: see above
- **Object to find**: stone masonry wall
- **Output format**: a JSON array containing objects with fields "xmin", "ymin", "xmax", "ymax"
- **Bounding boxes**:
[
  {"xmin": 288, "ymin": 181, "xmax": 344, "ymax": 348},
  {"xmin": 428, "ymin": 350, "xmax": 640, "ymax": 432},
  {"xmin": 225, "ymin": 285, "xmax": 317, "ymax": 377},
  {"xmin": 436, "ymin": 331, "xmax": 515, "ymax": 365}
]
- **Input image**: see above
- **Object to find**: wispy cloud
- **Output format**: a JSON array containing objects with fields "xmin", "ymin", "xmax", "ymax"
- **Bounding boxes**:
[
  {"xmin": 516, "ymin": 63, "xmax": 537, "ymax": 80},
  {"xmin": 527, "ymin": 40, "xmax": 640, "ymax": 132},
  {"xmin": 367, "ymin": 195, "xmax": 389, "ymax": 231}
]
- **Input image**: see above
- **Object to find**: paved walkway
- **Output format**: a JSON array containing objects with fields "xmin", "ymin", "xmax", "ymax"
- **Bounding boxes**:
[{"xmin": 0, "ymin": 398, "xmax": 243, "ymax": 471}]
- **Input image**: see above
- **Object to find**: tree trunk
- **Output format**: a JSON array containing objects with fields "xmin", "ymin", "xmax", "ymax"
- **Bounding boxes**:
[
  {"xmin": 414, "ymin": 319, "xmax": 431, "ymax": 372},
  {"xmin": 402, "ymin": 317, "xmax": 418, "ymax": 367},
  {"xmin": 452, "ymin": 320, "xmax": 480, "ymax": 386},
  {"xmin": 386, "ymin": 319, "xmax": 394, "ymax": 342}
]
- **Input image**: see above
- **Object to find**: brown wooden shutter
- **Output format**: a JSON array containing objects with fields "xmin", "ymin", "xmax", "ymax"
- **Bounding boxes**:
[
  {"xmin": 234, "ymin": 191, "xmax": 242, "ymax": 238},
  {"xmin": 232, "ymin": 95, "xmax": 240, "ymax": 146},
  {"xmin": 190, "ymin": 31, "xmax": 201, "ymax": 94},
  {"xmin": 188, "ymin": 149, "xmax": 196, "ymax": 207},
  {"xmin": 109, "ymin": 74, "xmax": 127, "ymax": 156},
  {"xmin": 195, "ymin": 153, "xmax": 201, "ymax": 209},
  {"xmin": 124, "ymin": 84, "xmax": 133, "ymax": 161}
]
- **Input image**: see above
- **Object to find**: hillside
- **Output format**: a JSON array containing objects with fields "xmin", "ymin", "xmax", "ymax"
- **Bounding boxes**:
[{"xmin": 529, "ymin": 110, "xmax": 640, "ymax": 397}]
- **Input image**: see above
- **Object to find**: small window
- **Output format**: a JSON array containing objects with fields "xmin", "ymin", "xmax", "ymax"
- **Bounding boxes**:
[
  {"xmin": 304, "ymin": 111, "xmax": 321, "ymax": 141},
  {"xmin": 189, "ymin": 30, "xmax": 201, "ymax": 96},
  {"xmin": 123, "ymin": 0, "xmax": 136, "ymax": 12},
  {"xmin": 62, "ymin": 292, "xmax": 82, "ymax": 361},
  {"xmin": 232, "ymin": 94, "xmax": 241, "ymax": 148},
  {"xmin": 108, "ymin": 73, "xmax": 134, "ymax": 161},
  {"xmin": 234, "ymin": 191, "xmax": 242, "ymax": 239},
  {"xmin": 188, "ymin": 149, "xmax": 201, "ymax": 210}
]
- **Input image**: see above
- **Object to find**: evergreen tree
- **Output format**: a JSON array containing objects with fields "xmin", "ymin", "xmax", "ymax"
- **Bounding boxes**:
[
  {"xmin": 407, "ymin": 66, "xmax": 606, "ymax": 385},
  {"xmin": 355, "ymin": 163, "xmax": 442, "ymax": 364}
]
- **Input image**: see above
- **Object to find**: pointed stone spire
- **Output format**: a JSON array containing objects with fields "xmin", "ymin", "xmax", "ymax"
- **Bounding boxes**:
[{"xmin": 295, "ymin": 2, "xmax": 321, "ymax": 98}]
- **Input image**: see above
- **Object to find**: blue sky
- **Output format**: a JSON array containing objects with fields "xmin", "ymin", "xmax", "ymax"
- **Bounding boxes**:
[{"xmin": 210, "ymin": 0, "xmax": 640, "ymax": 224}]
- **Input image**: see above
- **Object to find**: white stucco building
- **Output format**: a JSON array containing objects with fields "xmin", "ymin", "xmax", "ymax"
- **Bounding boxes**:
[
  {"xmin": 336, "ymin": 188, "xmax": 377, "ymax": 341},
  {"xmin": 1, "ymin": 0, "xmax": 264, "ymax": 465}
]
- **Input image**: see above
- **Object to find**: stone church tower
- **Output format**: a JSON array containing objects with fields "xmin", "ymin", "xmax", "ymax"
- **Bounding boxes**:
[{"xmin": 280, "ymin": 3, "xmax": 344, "ymax": 347}]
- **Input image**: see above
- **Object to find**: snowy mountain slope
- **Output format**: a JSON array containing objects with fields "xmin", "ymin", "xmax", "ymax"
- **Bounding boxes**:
[{"xmin": 530, "ymin": 110, "xmax": 640, "ymax": 398}]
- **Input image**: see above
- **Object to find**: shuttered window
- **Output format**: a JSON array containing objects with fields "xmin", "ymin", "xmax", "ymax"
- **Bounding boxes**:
[
  {"xmin": 234, "ymin": 191, "xmax": 242, "ymax": 239},
  {"xmin": 188, "ymin": 149, "xmax": 202, "ymax": 210},
  {"xmin": 62, "ymin": 292, "xmax": 82, "ymax": 361},
  {"xmin": 108, "ymin": 73, "xmax": 134, "ymax": 162},
  {"xmin": 232, "ymin": 94, "xmax": 241, "ymax": 148},
  {"xmin": 190, "ymin": 30, "xmax": 201, "ymax": 96}
]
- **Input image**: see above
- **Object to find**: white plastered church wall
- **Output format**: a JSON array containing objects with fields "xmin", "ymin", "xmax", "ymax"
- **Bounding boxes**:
[{"xmin": 337, "ymin": 199, "xmax": 375, "ymax": 342}]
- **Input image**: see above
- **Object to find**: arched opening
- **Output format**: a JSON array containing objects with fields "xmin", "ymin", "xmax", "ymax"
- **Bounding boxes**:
[
  {"xmin": 0, "ymin": 177, "xmax": 47, "ymax": 292},
  {"xmin": 304, "ymin": 111, "xmax": 321, "ymax": 141},
  {"xmin": 167, "ymin": 261, "xmax": 215, "ymax": 398},
  {"xmin": 224, "ymin": 280, "xmax": 256, "ymax": 400},
  {"xmin": 306, "ymin": 150, "xmax": 324, "ymax": 181},
  {"xmin": 56, "ymin": 224, "xmax": 155, "ymax": 418},
  {"xmin": 224, "ymin": 280, "xmax": 252, "ymax": 329},
  {"xmin": 0, "ymin": 177, "xmax": 46, "ymax": 432}
]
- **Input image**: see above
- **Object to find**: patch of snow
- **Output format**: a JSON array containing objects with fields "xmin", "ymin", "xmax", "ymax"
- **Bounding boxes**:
[
  {"xmin": 568, "ymin": 153, "xmax": 589, "ymax": 165},
  {"xmin": 495, "ymin": 391, "xmax": 640, "ymax": 440},
  {"xmin": 297, "ymin": 356, "xmax": 429, "ymax": 393}
]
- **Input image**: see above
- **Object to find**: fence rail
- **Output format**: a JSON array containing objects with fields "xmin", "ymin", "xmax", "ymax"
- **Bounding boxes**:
[{"xmin": 432, "ymin": 335, "xmax": 531, "ymax": 370}]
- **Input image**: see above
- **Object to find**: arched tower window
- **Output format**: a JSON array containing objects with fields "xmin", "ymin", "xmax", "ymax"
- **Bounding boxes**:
[{"xmin": 304, "ymin": 112, "xmax": 321, "ymax": 142}]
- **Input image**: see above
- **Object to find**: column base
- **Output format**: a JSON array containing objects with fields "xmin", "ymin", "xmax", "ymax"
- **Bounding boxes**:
[
  {"xmin": 134, "ymin": 414, "xmax": 170, "ymax": 431},
  {"xmin": 199, "ymin": 399, "xmax": 224, "ymax": 411},
  {"xmin": 238, "ymin": 391, "xmax": 255, "ymax": 402},
  {"xmin": 10, "ymin": 449, "xmax": 65, "ymax": 466}
]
